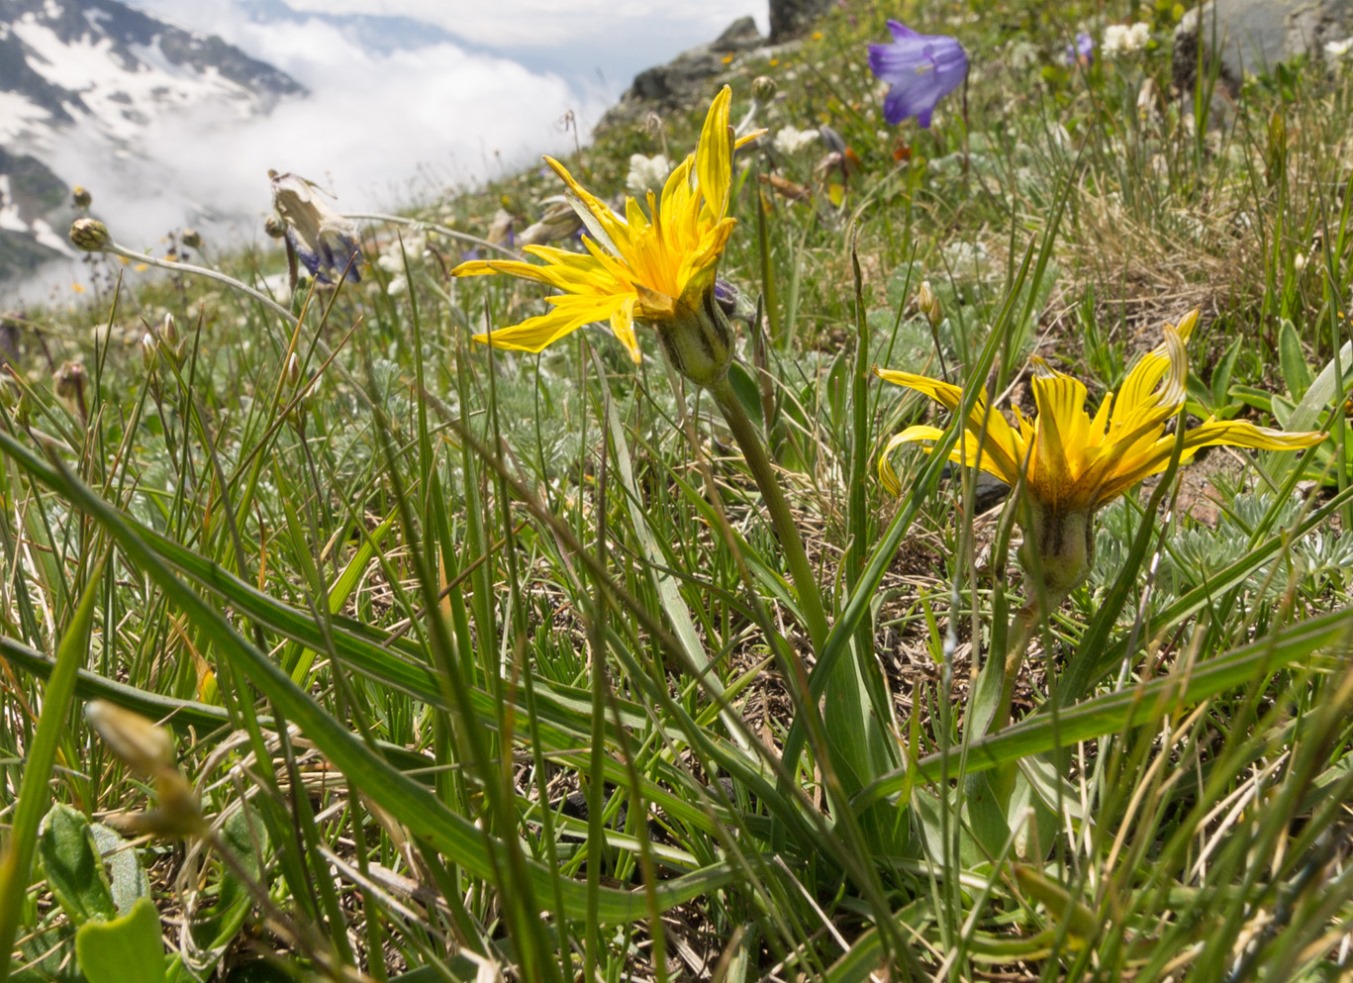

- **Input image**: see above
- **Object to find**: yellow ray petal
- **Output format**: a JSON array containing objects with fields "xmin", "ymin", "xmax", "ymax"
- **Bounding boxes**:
[
  {"xmin": 1095, "ymin": 417, "xmax": 1325, "ymax": 502},
  {"xmin": 452, "ymin": 253, "xmax": 610, "ymax": 294},
  {"xmin": 1029, "ymin": 362, "xmax": 1092, "ymax": 505},
  {"xmin": 874, "ymin": 366, "xmax": 1025, "ymax": 483},
  {"xmin": 609, "ymin": 294, "xmax": 641, "ymax": 363},
  {"xmin": 472, "ymin": 293, "xmax": 631, "ymax": 354},
  {"xmin": 544, "ymin": 156, "xmax": 629, "ymax": 257},
  {"xmin": 696, "ymin": 86, "xmax": 734, "ymax": 224}
]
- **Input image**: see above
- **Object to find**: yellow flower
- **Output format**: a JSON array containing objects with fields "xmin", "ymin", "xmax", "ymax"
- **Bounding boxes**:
[
  {"xmin": 452, "ymin": 86, "xmax": 757, "ymax": 383},
  {"xmin": 876, "ymin": 311, "xmax": 1326, "ymax": 594}
]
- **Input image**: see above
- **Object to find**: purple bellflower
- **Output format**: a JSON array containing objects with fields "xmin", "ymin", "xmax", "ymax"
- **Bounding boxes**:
[
  {"xmin": 1066, "ymin": 31, "xmax": 1094, "ymax": 66},
  {"xmin": 868, "ymin": 20, "xmax": 968, "ymax": 128}
]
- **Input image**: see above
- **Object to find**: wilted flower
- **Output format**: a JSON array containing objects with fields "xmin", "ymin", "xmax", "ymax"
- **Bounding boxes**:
[
  {"xmin": 868, "ymin": 20, "xmax": 968, "ymax": 127},
  {"xmin": 625, "ymin": 153, "xmax": 672, "ymax": 198},
  {"xmin": 453, "ymin": 87, "xmax": 758, "ymax": 386},
  {"xmin": 1066, "ymin": 31, "xmax": 1094, "ymax": 66},
  {"xmin": 773, "ymin": 125, "xmax": 820, "ymax": 155},
  {"xmin": 268, "ymin": 170, "xmax": 362, "ymax": 284},
  {"xmin": 1103, "ymin": 22, "xmax": 1151, "ymax": 57},
  {"xmin": 877, "ymin": 311, "xmax": 1326, "ymax": 596},
  {"xmin": 517, "ymin": 197, "xmax": 584, "ymax": 247},
  {"xmin": 486, "ymin": 208, "xmax": 518, "ymax": 249}
]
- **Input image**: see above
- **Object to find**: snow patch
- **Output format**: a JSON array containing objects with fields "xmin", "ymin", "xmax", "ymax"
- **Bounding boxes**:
[
  {"xmin": 32, "ymin": 218, "xmax": 75, "ymax": 256},
  {"xmin": 0, "ymin": 92, "xmax": 53, "ymax": 144}
]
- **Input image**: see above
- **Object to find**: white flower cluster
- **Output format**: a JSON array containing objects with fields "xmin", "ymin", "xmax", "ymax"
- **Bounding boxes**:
[
  {"xmin": 1326, "ymin": 37, "xmax": 1353, "ymax": 60},
  {"xmin": 376, "ymin": 231, "xmax": 427, "ymax": 297},
  {"xmin": 625, "ymin": 153, "xmax": 671, "ymax": 198},
  {"xmin": 773, "ymin": 125, "xmax": 820, "ymax": 156},
  {"xmin": 1103, "ymin": 22, "xmax": 1151, "ymax": 57}
]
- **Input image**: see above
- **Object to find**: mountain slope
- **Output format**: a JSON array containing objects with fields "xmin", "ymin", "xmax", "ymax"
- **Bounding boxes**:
[{"xmin": 0, "ymin": 0, "xmax": 304, "ymax": 282}]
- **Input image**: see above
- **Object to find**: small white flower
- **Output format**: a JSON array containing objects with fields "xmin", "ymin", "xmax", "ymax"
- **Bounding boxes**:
[
  {"xmin": 1294, "ymin": 252, "xmax": 1307, "ymax": 271},
  {"xmin": 387, "ymin": 273, "xmax": 408, "ymax": 297},
  {"xmin": 1006, "ymin": 39, "xmax": 1040, "ymax": 71},
  {"xmin": 1325, "ymin": 37, "xmax": 1353, "ymax": 59},
  {"xmin": 1103, "ymin": 22, "xmax": 1150, "ymax": 57},
  {"xmin": 773, "ymin": 125, "xmax": 820, "ymax": 155},
  {"xmin": 625, "ymin": 153, "xmax": 671, "ymax": 197}
]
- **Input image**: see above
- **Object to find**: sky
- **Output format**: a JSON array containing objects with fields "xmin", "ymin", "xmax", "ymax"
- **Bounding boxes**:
[{"xmin": 101, "ymin": 0, "xmax": 767, "ymax": 239}]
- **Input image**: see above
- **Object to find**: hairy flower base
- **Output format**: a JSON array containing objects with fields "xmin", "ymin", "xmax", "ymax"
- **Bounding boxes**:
[
  {"xmin": 1019, "ymin": 502, "xmax": 1093, "ymax": 598},
  {"xmin": 656, "ymin": 288, "xmax": 734, "ymax": 387}
]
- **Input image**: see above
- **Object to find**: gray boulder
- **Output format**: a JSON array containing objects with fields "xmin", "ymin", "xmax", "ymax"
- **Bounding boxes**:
[
  {"xmin": 596, "ymin": 16, "xmax": 763, "ymax": 132},
  {"xmin": 770, "ymin": 0, "xmax": 835, "ymax": 42},
  {"xmin": 1174, "ymin": 0, "xmax": 1353, "ymax": 92}
]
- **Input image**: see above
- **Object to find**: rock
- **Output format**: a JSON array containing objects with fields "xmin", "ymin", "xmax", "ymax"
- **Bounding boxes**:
[
  {"xmin": 770, "ymin": 0, "xmax": 836, "ymax": 42},
  {"xmin": 1174, "ymin": 0, "xmax": 1353, "ymax": 93},
  {"xmin": 597, "ymin": 16, "xmax": 765, "ymax": 133}
]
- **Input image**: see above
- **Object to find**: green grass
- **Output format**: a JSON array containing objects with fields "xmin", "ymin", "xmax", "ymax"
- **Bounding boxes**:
[{"xmin": 2, "ymin": 1, "xmax": 1353, "ymax": 980}]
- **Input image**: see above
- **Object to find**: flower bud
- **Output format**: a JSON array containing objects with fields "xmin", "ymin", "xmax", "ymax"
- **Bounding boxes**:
[
  {"xmin": 141, "ymin": 332, "xmax": 159, "ymax": 372},
  {"xmin": 161, "ymin": 312, "xmax": 180, "ymax": 350},
  {"xmin": 285, "ymin": 351, "xmax": 302, "ymax": 386},
  {"xmin": 72, "ymin": 185, "xmax": 92, "ymax": 209},
  {"xmin": 86, "ymin": 701, "xmax": 175, "ymax": 777},
  {"xmin": 70, "ymin": 218, "xmax": 111, "ymax": 252},
  {"xmin": 53, "ymin": 360, "xmax": 85, "ymax": 401},
  {"xmin": 264, "ymin": 214, "xmax": 287, "ymax": 239},
  {"xmin": 180, "ymin": 227, "xmax": 202, "ymax": 250},
  {"xmin": 917, "ymin": 280, "xmax": 943, "ymax": 327},
  {"xmin": 752, "ymin": 75, "xmax": 777, "ymax": 102},
  {"xmin": 86, "ymin": 701, "xmax": 206, "ymax": 837}
]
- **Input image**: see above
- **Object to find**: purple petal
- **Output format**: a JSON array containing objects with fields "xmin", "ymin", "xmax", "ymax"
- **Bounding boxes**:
[
  {"xmin": 869, "ymin": 24, "xmax": 967, "ymax": 128},
  {"xmin": 886, "ymin": 19, "xmax": 920, "ymax": 41}
]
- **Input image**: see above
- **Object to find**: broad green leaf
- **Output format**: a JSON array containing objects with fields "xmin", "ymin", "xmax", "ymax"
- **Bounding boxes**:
[
  {"xmin": 1286, "ymin": 338, "xmax": 1351, "ymax": 433},
  {"xmin": 38, "ymin": 805, "xmax": 116, "ymax": 925},
  {"xmin": 74, "ymin": 897, "xmax": 166, "ymax": 983},
  {"xmin": 87, "ymin": 823, "xmax": 150, "ymax": 917},
  {"xmin": 1278, "ymin": 319, "xmax": 1314, "ymax": 402}
]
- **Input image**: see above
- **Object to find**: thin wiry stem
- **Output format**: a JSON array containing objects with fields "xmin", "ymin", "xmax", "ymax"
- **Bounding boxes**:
[
  {"xmin": 344, "ymin": 213, "xmax": 524, "ymax": 262},
  {"xmin": 102, "ymin": 240, "xmax": 298, "ymax": 327}
]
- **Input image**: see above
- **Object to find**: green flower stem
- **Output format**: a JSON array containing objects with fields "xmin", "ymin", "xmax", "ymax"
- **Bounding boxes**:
[
  {"xmin": 991, "ymin": 600, "xmax": 1040, "ymax": 735},
  {"xmin": 709, "ymin": 375, "xmax": 829, "ymax": 651}
]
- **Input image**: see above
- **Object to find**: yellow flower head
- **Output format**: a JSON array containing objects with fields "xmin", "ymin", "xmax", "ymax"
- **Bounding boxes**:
[
  {"xmin": 876, "ymin": 311, "xmax": 1327, "ymax": 594},
  {"xmin": 453, "ymin": 86, "xmax": 756, "ymax": 374}
]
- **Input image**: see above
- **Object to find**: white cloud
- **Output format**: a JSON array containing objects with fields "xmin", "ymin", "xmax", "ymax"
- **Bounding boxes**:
[
  {"xmin": 89, "ymin": 0, "xmax": 765, "ymax": 255},
  {"xmin": 51, "ymin": 10, "xmax": 607, "ymax": 257},
  {"xmin": 278, "ymin": 0, "xmax": 765, "ymax": 52}
]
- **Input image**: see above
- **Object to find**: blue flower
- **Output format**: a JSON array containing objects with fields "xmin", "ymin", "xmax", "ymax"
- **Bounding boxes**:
[
  {"xmin": 868, "ymin": 20, "xmax": 967, "ymax": 128},
  {"xmin": 268, "ymin": 170, "xmax": 362, "ymax": 284},
  {"xmin": 1066, "ymin": 31, "xmax": 1094, "ymax": 66}
]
